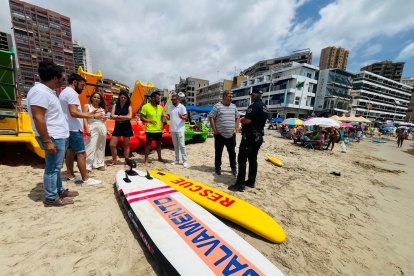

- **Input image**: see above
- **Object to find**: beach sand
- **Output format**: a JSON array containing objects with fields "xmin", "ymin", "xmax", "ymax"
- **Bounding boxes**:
[{"xmin": 1, "ymin": 131, "xmax": 413, "ymax": 275}]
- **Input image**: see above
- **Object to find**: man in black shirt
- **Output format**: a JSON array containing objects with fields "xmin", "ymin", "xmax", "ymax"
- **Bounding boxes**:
[{"xmin": 229, "ymin": 90, "xmax": 269, "ymax": 192}]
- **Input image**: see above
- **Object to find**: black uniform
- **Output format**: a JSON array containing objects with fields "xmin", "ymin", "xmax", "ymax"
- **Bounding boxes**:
[{"xmin": 229, "ymin": 96, "xmax": 269, "ymax": 192}]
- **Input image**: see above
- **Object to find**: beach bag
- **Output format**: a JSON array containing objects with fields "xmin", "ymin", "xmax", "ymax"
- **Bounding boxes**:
[{"xmin": 340, "ymin": 140, "xmax": 347, "ymax": 153}]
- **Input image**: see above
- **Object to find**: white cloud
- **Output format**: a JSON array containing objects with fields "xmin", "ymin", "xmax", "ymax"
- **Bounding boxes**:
[
  {"xmin": 397, "ymin": 42, "xmax": 414, "ymax": 60},
  {"xmin": 285, "ymin": 0, "xmax": 414, "ymax": 65},
  {"xmin": 361, "ymin": 44, "xmax": 382, "ymax": 57},
  {"xmin": 3, "ymin": 0, "xmax": 299, "ymax": 89},
  {"xmin": 1, "ymin": 0, "xmax": 414, "ymax": 88}
]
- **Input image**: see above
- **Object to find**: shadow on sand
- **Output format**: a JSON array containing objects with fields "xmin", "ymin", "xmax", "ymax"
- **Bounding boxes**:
[{"xmin": 0, "ymin": 143, "xmax": 44, "ymax": 168}]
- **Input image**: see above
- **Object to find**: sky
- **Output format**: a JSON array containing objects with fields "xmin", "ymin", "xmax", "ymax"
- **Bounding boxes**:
[{"xmin": 1, "ymin": 0, "xmax": 414, "ymax": 90}]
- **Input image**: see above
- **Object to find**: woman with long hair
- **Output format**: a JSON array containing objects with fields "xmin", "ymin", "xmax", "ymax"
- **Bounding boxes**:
[
  {"xmin": 108, "ymin": 89, "xmax": 133, "ymax": 165},
  {"xmin": 82, "ymin": 91, "xmax": 107, "ymax": 171}
]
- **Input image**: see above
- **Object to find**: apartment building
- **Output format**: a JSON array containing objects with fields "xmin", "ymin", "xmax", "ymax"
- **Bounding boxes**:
[
  {"xmin": 196, "ymin": 79, "xmax": 233, "ymax": 106},
  {"xmin": 401, "ymin": 77, "xmax": 414, "ymax": 122},
  {"xmin": 73, "ymin": 40, "xmax": 92, "ymax": 72},
  {"xmin": 319, "ymin": 46, "xmax": 349, "ymax": 70},
  {"xmin": 0, "ymin": 31, "xmax": 13, "ymax": 51},
  {"xmin": 360, "ymin": 60, "xmax": 405, "ymax": 82},
  {"xmin": 9, "ymin": 0, "xmax": 75, "ymax": 94},
  {"xmin": 175, "ymin": 77, "xmax": 209, "ymax": 105},
  {"xmin": 351, "ymin": 71, "xmax": 411, "ymax": 122},
  {"xmin": 102, "ymin": 78, "xmax": 129, "ymax": 99},
  {"xmin": 232, "ymin": 62, "xmax": 318, "ymax": 119},
  {"xmin": 314, "ymin": 69, "xmax": 353, "ymax": 116},
  {"xmin": 241, "ymin": 49, "xmax": 313, "ymax": 77}
]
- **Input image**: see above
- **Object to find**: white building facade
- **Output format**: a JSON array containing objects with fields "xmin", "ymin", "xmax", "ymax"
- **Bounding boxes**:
[
  {"xmin": 232, "ymin": 62, "xmax": 318, "ymax": 119},
  {"xmin": 314, "ymin": 69, "xmax": 353, "ymax": 116},
  {"xmin": 351, "ymin": 71, "xmax": 411, "ymax": 122}
]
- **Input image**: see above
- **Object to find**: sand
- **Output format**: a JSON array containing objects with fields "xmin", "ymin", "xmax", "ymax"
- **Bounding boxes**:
[{"xmin": 1, "ymin": 130, "xmax": 413, "ymax": 275}]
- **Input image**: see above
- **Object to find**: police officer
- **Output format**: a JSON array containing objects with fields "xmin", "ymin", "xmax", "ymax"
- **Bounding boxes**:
[{"xmin": 229, "ymin": 90, "xmax": 269, "ymax": 192}]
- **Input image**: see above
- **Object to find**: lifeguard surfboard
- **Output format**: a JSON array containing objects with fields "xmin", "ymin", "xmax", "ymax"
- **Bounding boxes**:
[
  {"xmin": 116, "ymin": 169, "xmax": 284, "ymax": 275},
  {"xmin": 266, "ymin": 156, "xmax": 284, "ymax": 167},
  {"xmin": 149, "ymin": 170, "xmax": 286, "ymax": 244}
]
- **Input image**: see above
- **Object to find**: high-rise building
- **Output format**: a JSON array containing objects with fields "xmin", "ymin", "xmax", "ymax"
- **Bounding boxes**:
[
  {"xmin": 351, "ymin": 71, "xmax": 411, "ymax": 122},
  {"xmin": 0, "ymin": 31, "xmax": 13, "ymax": 51},
  {"xmin": 73, "ymin": 40, "xmax": 92, "ymax": 72},
  {"xmin": 360, "ymin": 60, "xmax": 405, "ymax": 82},
  {"xmin": 319, "ymin": 46, "xmax": 349, "ymax": 70},
  {"xmin": 175, "ymin": 77, "xmax": 209, "ymax": 105},
  {"xmin": 9, "ymin": 0, "xmax": 75, "ymax": 94},
  {"xmin": 241, "ymin": 49, "xmax": 313, "ymax": 77}
]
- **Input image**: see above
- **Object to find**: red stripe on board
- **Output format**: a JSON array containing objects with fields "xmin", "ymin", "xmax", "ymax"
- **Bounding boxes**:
[
  {"xmin": 127, "ymin": 190, "xmax": 177, "ymax": 204},
  {"xmin": 125, "ymin": 186, "xmax": 173, "ymax": 198}
]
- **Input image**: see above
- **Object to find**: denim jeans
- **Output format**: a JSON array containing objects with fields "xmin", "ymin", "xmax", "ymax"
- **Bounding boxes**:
[
  {"xmin": 171, "ymin": 132, "xmax": 187, "ymax": 162},
  {"xmin": 214, "ymin": 133, "xmax": 236, "ymax": 170},
  {"xmin": 36, "ymin": 137, "xmax": 68, "ymax": 201}
]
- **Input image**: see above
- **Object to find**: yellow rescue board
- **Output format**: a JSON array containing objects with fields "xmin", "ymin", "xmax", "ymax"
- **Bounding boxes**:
[
  {"xmin": 149, "ymin": 170, "xmax": 286, "ymax": 243},
  {"xmin": 267, "ymin": 155, "xmax": 284, "ymax": 167}
]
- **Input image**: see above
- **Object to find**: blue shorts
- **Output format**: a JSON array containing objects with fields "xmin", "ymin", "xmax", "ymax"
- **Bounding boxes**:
[{"xmin": 68, "ymin": 131, "xmax": 85, "ymax": 153}]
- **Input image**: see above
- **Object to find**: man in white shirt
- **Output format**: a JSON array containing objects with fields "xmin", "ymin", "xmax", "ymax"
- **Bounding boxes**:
[
  {"xmin": 59, "ymin": 73, "xmax": 103, "ymax": 186},
  {"xmin": 166, "ymin": 93, "xmax": 188, "ymax": 168},
  {"xmin": 27, "ymin": 60, "xmax": 78, "ymax": 207}
]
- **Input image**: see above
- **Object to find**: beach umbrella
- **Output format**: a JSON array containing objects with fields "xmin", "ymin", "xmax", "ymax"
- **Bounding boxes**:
[
  {"xmin": 330, "ymin": 115, "xmax": 340, "ymax": 120},
  {"xmin": 281, "ymin": 118, "xmax": 304, "ymax": 126},
  {"xmin": 304, "ymin": 117, "xmax": 340, "ymax": 128},
  {"xmin": 339, "ymin": 122, "xmax": 353, "ymax": 128}
]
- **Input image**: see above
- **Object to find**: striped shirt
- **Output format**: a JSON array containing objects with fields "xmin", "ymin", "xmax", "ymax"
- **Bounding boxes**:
[{"xmin": 208, "ymin": 102, "xmax": 239, "ymax": 138}]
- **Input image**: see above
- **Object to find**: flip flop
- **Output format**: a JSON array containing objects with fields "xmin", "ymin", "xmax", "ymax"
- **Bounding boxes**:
[{"xmin": 107, "ymin": 160, "xmax": 118, "ymax": 166}]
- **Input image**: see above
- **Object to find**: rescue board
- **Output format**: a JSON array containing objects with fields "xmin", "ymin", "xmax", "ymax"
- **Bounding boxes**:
[
  {"xmin": 266, "ymin": 156, "xmax": 284, "ymax": 167},
  {"xmin": 116, "ymin": 169, "xmax": 284, "ymax": 275},
  {"xmin": 149, "ymin": 170, "xmax": 286, "ymax": 243}
]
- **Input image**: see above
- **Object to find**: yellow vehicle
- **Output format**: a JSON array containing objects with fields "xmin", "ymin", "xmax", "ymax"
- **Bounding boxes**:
[
  {"xmin": 77, "ymin": 66, "xmax": 103, "ymax": 106},
  {"xmin": 0, "ymin": 48, "xmax": 44, "ymax": 158},
  {"xmin": 130, "ymin": 80, "xmax": 154, "ymax": 114}
]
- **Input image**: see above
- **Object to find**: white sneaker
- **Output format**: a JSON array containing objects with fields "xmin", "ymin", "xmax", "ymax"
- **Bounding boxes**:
[
  {"xmin": 171, "ymin": 161, "xmax": 179, "ymax": 165},
  {"xmin": 183, "ymin": 162, "xmax": 189, "ymax": 168},
  {"xmin": 82, "ymin": 178, "xmax": 102, "ymax": 186},
  {"xmin": 67, "ymin": 175, "xmax": 82, "ymax": 183}
]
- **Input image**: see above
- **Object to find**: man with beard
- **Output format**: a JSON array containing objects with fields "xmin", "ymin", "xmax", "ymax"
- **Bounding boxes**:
[
  {"xmin": 141, "ymin": 91, "xmax": 166, "ymax": 165},
  {"xmin": 59, "ymin": 73, "xmax": 103, "ymax": 186}
]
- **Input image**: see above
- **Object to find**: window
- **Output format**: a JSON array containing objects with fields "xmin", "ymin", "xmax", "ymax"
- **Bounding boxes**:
[
  {"xmin": 295, "ymin": 96, "xmax": 300, "ymax": 105},
  {"xmin": 307, "ymin": 72, "xmax": 312, "ymax": 78}
]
